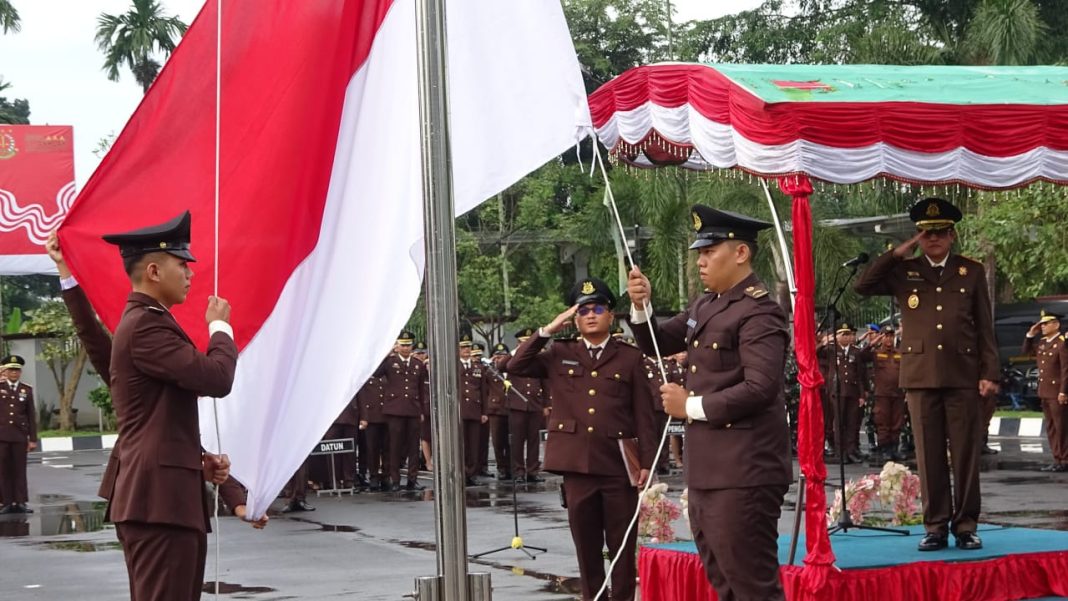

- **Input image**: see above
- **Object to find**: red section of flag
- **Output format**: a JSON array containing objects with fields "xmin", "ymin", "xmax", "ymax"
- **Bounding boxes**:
[
  {"xmin": 60, "ymin": 0, "xmax": 393, "ymax": 348},
  {"xmin": 0, "ymin": 125, "xmax": 75, "ymax": 254}
]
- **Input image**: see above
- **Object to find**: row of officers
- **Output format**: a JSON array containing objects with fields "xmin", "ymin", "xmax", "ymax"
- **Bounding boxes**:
[{"xmin": 279, "ymin": 328, "xmax": 690, "ymax": 511}]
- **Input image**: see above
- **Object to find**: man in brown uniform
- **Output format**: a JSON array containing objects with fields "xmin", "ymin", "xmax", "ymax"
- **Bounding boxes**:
[
  {"xmin": 643, "ymin": 352, "xmax": 680, "ymax": 474},
  {"xmin": 629, "ymin": 205, "xmax": 791, "ymax": 601},
  {"xmin": 855, "ymin": 197, "xmax": 999, "ymax": 552},
  {"xmin": 501, "ymin": 328, "xmax": 549, "ymax": 483},
  {"xmin": 484, "ymin": 343, "xmax": 512, "ymax": 480},
  {"xmin": 867, "ymin": 325, "xmax": 906, "ymax": 462},
  {"xmin": 414, "ymin": 341, "xmax": 433, "ymax": 472},
  {"xmin": 459, "ymin": 333, "xmax": 488, "ymax": 486},
  {"xmin": 1023, "ymin": 311, "xmax": 1068, "ymax": 472},
  {"xmin": 0, "ymin": 355, "xmax": 37, "ymax": 514},
  {"xmin": 817, "ymin": 323, "xmax": 869, "ymax": 464},
  {"xmin": 508, "ymin": 277, "xmax": 655, "ymax": 601},
  {"xmin": 373, "ymin": 331, "xmax": 427, "ymax": 492},
  {"xmin": 357, "ymin": 373, "xmax": 389, "ymax": 491},
  {"xmin": 100, "ymin": 211, "xmax": 238, "ymax": 601},
  {"xmin": 472, "ymin": 343, "xmax": 493, "ymax": 477}
]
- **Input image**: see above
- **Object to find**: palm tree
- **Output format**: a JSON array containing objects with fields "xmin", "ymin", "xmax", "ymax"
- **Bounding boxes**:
[
  {"xmin": 0, "ymin": 0, "xmax": 19, "ymax": 34},
  {"xmin": 964, "ymin": 0, "xmax": 1046, "ymax": 65},
  {"xmin": 95, "ymin": 0, "xmax": 187, "ymax": 93}
]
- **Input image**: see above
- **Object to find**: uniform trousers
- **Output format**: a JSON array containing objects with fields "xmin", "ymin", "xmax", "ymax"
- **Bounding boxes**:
[
  {"xmin": 462, "ymin": 420, "xmax": 482, "ymax": 478},
  {"xmin": 488, "ymin": 414, "xmax": 510, "ymax": 475},
  {"xmin": 872, "ymin": 395, "xmax": 906, "ymax": 447},
  {"xmin": 116, "ymin": 521, "xmax": 207, "ymax": 601},
  {"xmin": 286, "ymin": 460, "xmax": 309, "ymax": 502},
  {"xmin": 508, "ymin": 410, "xmax": 542, "ymax": 476},
  {"xmin": 386, "ymin": 415, "xmax": 420, "ymax": 484},
  {"xmin": 363, "ymin": 422, "xmax": 389, "ymax": 482},
  {"xmin": 831, "ymin": 394, "xmax": 862, "ymax": 456},
  {"xmin": 561, "ymin": 472, "xmax": 638, "ymax": 601},
  {"xmin": 478, "ymin": 420, "xmax": 490, "ymax": 473},
  {"xmin": 820, "ymin": 387, "xmax": 834, "ymax": 448},
  {"xmin": 907, "ymin": 388, "xmax": 982, "ymax": 536},
  {"xmin": 688, "ymin": 485, "xmax": 788, "ymax": 601},
  {"xmin": 1041, "ymin": 398, "xmax": 1068, "ymax": 464},
  {"xmin": 0, "ymin": 440, "xmax": 28, "ymax": 504}
]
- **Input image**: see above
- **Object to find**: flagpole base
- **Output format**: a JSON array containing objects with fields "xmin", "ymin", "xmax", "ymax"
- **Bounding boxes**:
[{"xmin": 413, "ymin": 574, "xmax": 492, "ymax": 600}]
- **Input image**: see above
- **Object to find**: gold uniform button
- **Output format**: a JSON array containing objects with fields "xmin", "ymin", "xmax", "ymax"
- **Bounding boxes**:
[
  {"xmin": 691, "ymin": 365, "xmax": 697, "ymax": 374},
  {"xmin": 588, "ymin": 408, "xmax": 596, "ymax": 415},
  {"xmin": 712, "ymin": 342, "xmax": 719, "ymax": 350},
  {"xmin": 587, "ymin": 426, "xmax": 594, "ymax": 433},
  {"xmin": 614, "ymin": 373, "xmax": 621, "ymax": 380},
  {"xmin": 588, "ymin": 389, "xmax": 596, "ymax": 396},
  {"xmin": 936, "ymin": 324, "xmax": 943, "ymax": 330},
  {"xmin": 907, "ymin": 347, "xmax": 913, "ymax": 352},
  {"xmin": 568, "ymin": 369, "xmax": 574, "ymax": 375},
  {"xmin": 693, "ymin": 340, "xmax": 700, "ymax": 348},
  {"xmin": 936, "ymin": 305, "xmax": 943, "ymax": 311},
  {"xmin": 557, "ymin": 424, "xmax": 564, "ymax": 430},
  {"xmin": 937, "ymin": 344, "xmax": 943, "ymax": 350},
  {"xmin": 960, "ymin": 288, "xmax": 966, "ymax": 293},
  {"xmin": 591, "ymin": 371, "xmax": 598, "ymax": 378},
  {"xmin": 936, "ymin": 287, "xmax": 942, "ymax": 292},
  {"xmin": 725, "ymin": 423, "xmax": 732, "ymax": 429}
]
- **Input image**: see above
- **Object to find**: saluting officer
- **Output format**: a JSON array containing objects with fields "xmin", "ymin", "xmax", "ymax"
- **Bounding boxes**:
[
  {"xmin": 100, "ymin": 211, "xmax": 238, "ymax": 601},
  {"xmin": 628, "ymin": 205, "xmax": 792, "ymax": 601},
  {"xmin": 373, "ymin": 331, "xmax": 427, "ymax": 492},
  {"xmin": 0, "ymin": 355, "xmax": 37, "ymax": 514},
  {"xmin": 502, "ymin": 329, "xmax": 549, "ymax": 483},
  {"xmin": 484, "ymin": 343, "xmax": 512, "ymax": 480},
  {"xmin": 817, "ymin": 323, "xmax": 869, "ymax": 464},
  {"xmin": 508, "ymin": 277, "xmax": 655, "ymax": 601},
  {"xmin": 855, "ymin": 197, "xmax": 999, "ymax": 552},
  {"xmin": 1023, "ymin": 311, "xmax": 1068, "ymax": 472},
  {"xmin": 458, "ymin": 333, "xmax": 488, "ymax": 486}
]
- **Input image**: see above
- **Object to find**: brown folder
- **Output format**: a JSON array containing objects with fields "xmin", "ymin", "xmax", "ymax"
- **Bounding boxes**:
[{"xmin": 618, "ymin": 438, "xmax": 641, "ymax": 487}]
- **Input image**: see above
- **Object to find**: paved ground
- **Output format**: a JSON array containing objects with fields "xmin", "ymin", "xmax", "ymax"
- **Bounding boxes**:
[{"xmin": 1, "ymin": 434, "xmax": 1066, "ymax": 600}]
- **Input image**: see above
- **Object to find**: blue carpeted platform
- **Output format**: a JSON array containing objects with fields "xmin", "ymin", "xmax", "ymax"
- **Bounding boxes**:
[{"xmin": 647, "ymin": 524, "xmax": 1068, "ymax": 570}]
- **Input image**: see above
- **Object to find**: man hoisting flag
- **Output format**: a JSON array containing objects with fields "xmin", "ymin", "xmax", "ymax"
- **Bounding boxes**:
[{"xmin": 57, "ymin": 0, "xmax": 590, "ymax": 518}]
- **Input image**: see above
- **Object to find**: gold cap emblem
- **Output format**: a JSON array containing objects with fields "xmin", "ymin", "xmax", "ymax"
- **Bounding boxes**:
[
  {"xmin": 692, "ymin": 211, "xmax": 702, "ymax": 232},
  {"xmin": 581, "ymin": 280, "xmax": 595, "ymax": 295},
  {"xmin": 926, "ymin": 203, "xmax": 940, "ymax": 217},
  {"xmin": 159, "ymin": 242, "xmax": 168, "ymax": 248}
]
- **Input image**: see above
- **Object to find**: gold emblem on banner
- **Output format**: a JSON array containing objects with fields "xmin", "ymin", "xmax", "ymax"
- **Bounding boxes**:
[
  {"xmin": 907, "ymin": 294, "xmax": 920, "ymax": 309},
  {"xmin": 958, "ymin": 266, "xmax": 967, "ymax": 276}
]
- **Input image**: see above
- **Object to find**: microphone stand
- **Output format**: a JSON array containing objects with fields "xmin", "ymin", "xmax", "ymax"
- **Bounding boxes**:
[
  {"xmin": 823, "ymin": 262, "xmax": 909, "ymax": 537},
  {"xmin": 471, "ymin": 359, "xmax": 548, "ymax": 559}
]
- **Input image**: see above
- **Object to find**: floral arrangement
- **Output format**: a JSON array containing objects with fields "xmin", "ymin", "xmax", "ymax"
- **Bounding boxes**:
[
  {"xmin": 827, "ymin": 461, "xmax": 922, "ymax": 527},
  {"xmin": 637, "ymin": 482, "xmax": 683, "ymax": 543}
]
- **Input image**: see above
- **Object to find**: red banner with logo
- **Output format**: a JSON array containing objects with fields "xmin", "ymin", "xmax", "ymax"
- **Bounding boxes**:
[{"xmin": 0, "ymin": 125, "xmax": 75, "ymax": 274}]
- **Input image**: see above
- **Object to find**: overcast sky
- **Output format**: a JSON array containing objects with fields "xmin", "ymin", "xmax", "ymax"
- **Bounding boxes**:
[{"xmin": 0, "ymin": 0, "xmax": 763, "ymax": 187}]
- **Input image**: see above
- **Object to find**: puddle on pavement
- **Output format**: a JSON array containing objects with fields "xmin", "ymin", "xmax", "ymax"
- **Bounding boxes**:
[
  {"xmin": 469, "ymin": 560, "xmax": 581, "ymax": 596},
  {"xmin": 200, "ymin": 581, "xmax": 277, "ymax": 595},
  {"xmin": 0, "ymin": 501, "xmax": 111, "ymax": 538},
  {"xmin": 36, "ymin": 540, "xmax": 122, "ymax": 552},
  {"xmin": 284, "ymin": 516, "xmax": 360, "ymax": 533},
  {"xmin": 993, "ymin": 475, "xmax": 1054, "ymax": 485}
]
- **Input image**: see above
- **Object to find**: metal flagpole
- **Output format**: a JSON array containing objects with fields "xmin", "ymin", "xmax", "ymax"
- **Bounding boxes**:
[{"xmin": 414, "ymin": 0, "xmax": 486, "ymax": 600}]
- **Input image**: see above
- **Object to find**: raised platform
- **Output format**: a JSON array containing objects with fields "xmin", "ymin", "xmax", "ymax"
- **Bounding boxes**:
[{"xmin": 640, "ymin": 525, "xmax": 1068, "ymax": 601}]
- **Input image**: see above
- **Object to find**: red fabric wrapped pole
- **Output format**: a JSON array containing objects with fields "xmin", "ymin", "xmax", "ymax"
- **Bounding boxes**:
[{"xmin": 778, "ymin": 174, "xmax": 836, "ymax": 595}]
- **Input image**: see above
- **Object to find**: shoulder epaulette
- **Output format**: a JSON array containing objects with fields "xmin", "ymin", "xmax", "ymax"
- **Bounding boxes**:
[
  {"xmin": 744, "ymin": 285, "xmax": 769, "ymax": 299},
  {"xmin": 144, "ymin": 305, "xmax": 165, "ymax": 314},
  {"xmin": 956, "ymin": 254, "xmax": 983, "ymax": 266}
]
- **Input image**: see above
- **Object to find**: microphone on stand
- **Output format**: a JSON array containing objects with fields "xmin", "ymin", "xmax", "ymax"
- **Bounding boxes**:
[{"xmin": 841, "ymin": 252, "xmax": 869, "ymax": 268}]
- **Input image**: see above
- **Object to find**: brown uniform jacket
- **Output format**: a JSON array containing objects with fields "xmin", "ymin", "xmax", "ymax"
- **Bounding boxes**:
[
  {"xmin": 1023, "ymin": 334, "xmax": 1068, "ymax": 399},
  {"xmin": 0, "ymin": 381, "xmax": 36, "ymax": 443},
  {"xmin": 459, "ymin": 360, "xmax": 486, "ymax": 422},
  {"xmin": 503, "ymin": 369, "xmax": 547, "ymax": 413},
  {"xmin": 483, "ymin": 361, "xmax": 509, "ymax": 417},
  {"xmin": 868, "ymin": 340, "xmax": 904, "ymax": 397},
  {"xmin": 62, "ymin": 285, "xmax": 113, "ymax": 380},
  {"xmin": 507, "ymin": 335, "xmax": 656, "ymax": 476},
  {"xmin": 630, "ymin": 273, "xmax": 792, "ymax": 490},
  {"xmin": 854, "ymin": 252, "xmax": 999, "ymax": 388},
  {"xmin": 374, "ymin": 355, "xmax": 426, "ymax": 418},
  {"xmin": 643, "ymin": 356, "xmax": 683, "ymax": 412},
  {"xmin": 102, "ymin": 292, "xmax": 238, "ymax": 533},
  {"xmin": 356, "ymin": 376, "xmax": 386, "ymax": 423},
  {"xmin": 817, "ymin": 343, "xmax": 868, "ymax": 398}
]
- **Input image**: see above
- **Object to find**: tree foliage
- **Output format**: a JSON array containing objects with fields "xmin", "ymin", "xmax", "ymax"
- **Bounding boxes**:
[
  {"xmin": 0, "ymin": 0, "xmax": 19, "ymax": 34},
  {"xmin": 0, "ymin": 78, "xmax": 30, "ymax": 124},
  {"xmin": 21, "ymin": 300, "xmax": 88, "ymax": 431},
  {"xmin": 95, "ymin": 0, "xmax": 187, "ymax": 93}
]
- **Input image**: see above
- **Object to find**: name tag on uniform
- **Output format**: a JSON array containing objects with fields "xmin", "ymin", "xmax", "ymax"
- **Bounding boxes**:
[
  {"xmin": 561, "ymin": 359, "xmax": 579, "ymax": 366},
  {"xmin": 686, "ymin": 318, "xmax": 697, "ymax": 328},
  {"xmin": 906, "ymin": 271, "xmax": 923, "ymax": 281}
]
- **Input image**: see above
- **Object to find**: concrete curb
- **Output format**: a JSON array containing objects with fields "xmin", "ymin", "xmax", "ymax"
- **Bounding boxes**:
[
  {"xmin": 989, "ymin": 417, "xmax": 1044, "ymax": 437},
  {"xmin": 38, "ymin": 434, "xmax": 117, "ymax": 453}
]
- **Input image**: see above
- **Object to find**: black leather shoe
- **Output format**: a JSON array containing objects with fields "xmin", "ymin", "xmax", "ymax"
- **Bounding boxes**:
[
  {"xmin": 282, "ymin": 499, "xmax": 315, "ymax": 513},
  {"xmin": 1052, "ymin": 464, "xmax": 1068, "ymax": 472},
  {"xmin": 981, "ymin": 444, "xmax": 999, "ymax": 455},
  {"xmin": 464, "ymin": 477, "xmax": 481, "ymax": 487},
  {"xmin": 847, "ymin": 451, "xmax": 866, "ymax": 464},
  {"xmin": 16, "ymin": 504, "xmax": 31, "ymax": 514},
  {"xmin": 955, "ymin": 532, "xmax": 982, "ymax": 550},
  {"xmin": 405, "ymin": 480, "xmax": 425, "ymax": 491},
  {"xmin": 0, "ymin": 504, "xmax": 15, "ymax": 515},
  {"xmin": 389, "ymin": 483, "xmax": 402, "ymax": 492},
  {"xmin": 1041, "ymin": 463, "xmax": 1059, "ymax": 472},
  {"xmin": 497, "ymin": 472, "xmax": 512, "ymax": 481},
  {"xmin": 917, "ymin": 533, "xmax": 948, "ymax": 551},
  {"xmin": 525, "ymin": 474, "xmax": 544, "ymax": 483}
]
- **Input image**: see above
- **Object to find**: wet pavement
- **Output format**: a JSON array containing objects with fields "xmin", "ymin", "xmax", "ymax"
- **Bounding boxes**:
[{"xmin": 1, "ymin": 433, "xmax": 1066, "ymax": 600}]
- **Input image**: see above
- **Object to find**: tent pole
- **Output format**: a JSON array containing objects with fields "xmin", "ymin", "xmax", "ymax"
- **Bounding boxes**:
[
  {"xmin": 761, "ymin": 179, "xmax": 797, "ymax": 311},
  {"xmin": 415, "ymin": 0, "xmax": 481, "ymax": 599}
]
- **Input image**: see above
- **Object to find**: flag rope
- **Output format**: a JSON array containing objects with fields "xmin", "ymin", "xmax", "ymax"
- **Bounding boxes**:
[
  {"xmin": 591, "ymin": 139, "xmax": 675, "ymax": 601},
  {"xmin": 212, "ymin": 0, "xmax": 223, "ymax": 598}
]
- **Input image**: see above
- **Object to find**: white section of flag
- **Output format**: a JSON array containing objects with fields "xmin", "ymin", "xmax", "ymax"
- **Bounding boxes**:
[{"xmin": 199, "ymin": 0, "xmax": 589, "ymax": 518}]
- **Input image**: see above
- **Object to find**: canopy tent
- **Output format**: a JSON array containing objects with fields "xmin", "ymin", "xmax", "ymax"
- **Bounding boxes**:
[{"xmin": 588, "ymin": 63, "xmax": 1068, "ymax": 596}]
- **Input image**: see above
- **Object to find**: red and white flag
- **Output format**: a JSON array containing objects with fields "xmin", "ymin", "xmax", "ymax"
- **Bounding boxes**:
[
  {"xmin": 0, "ymin": 125, "xmax": 75, "ymax": 275},
  {"xmin": 60, "ymin": 0, "xmax": 589, "ymax": 516}
]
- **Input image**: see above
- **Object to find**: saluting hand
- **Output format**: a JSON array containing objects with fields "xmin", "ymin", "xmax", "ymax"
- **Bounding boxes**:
[
  {"xmin": 627, "ymin": 266, "xmax": 651, "ymax": 309},
  {"xmin": 544, "ymin": 305, "xmax": 578, "ymax": 335},
  {"xmin": 206, "ymin": 296, "xmax": 231, "ymax": 324},
  {"xmin": 892, "ymin": 231, "xmax": 924, "ymax": 259},
  {"xmin": 660, "ymin": 383, "xmax": 688, "ymax": 419}
]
